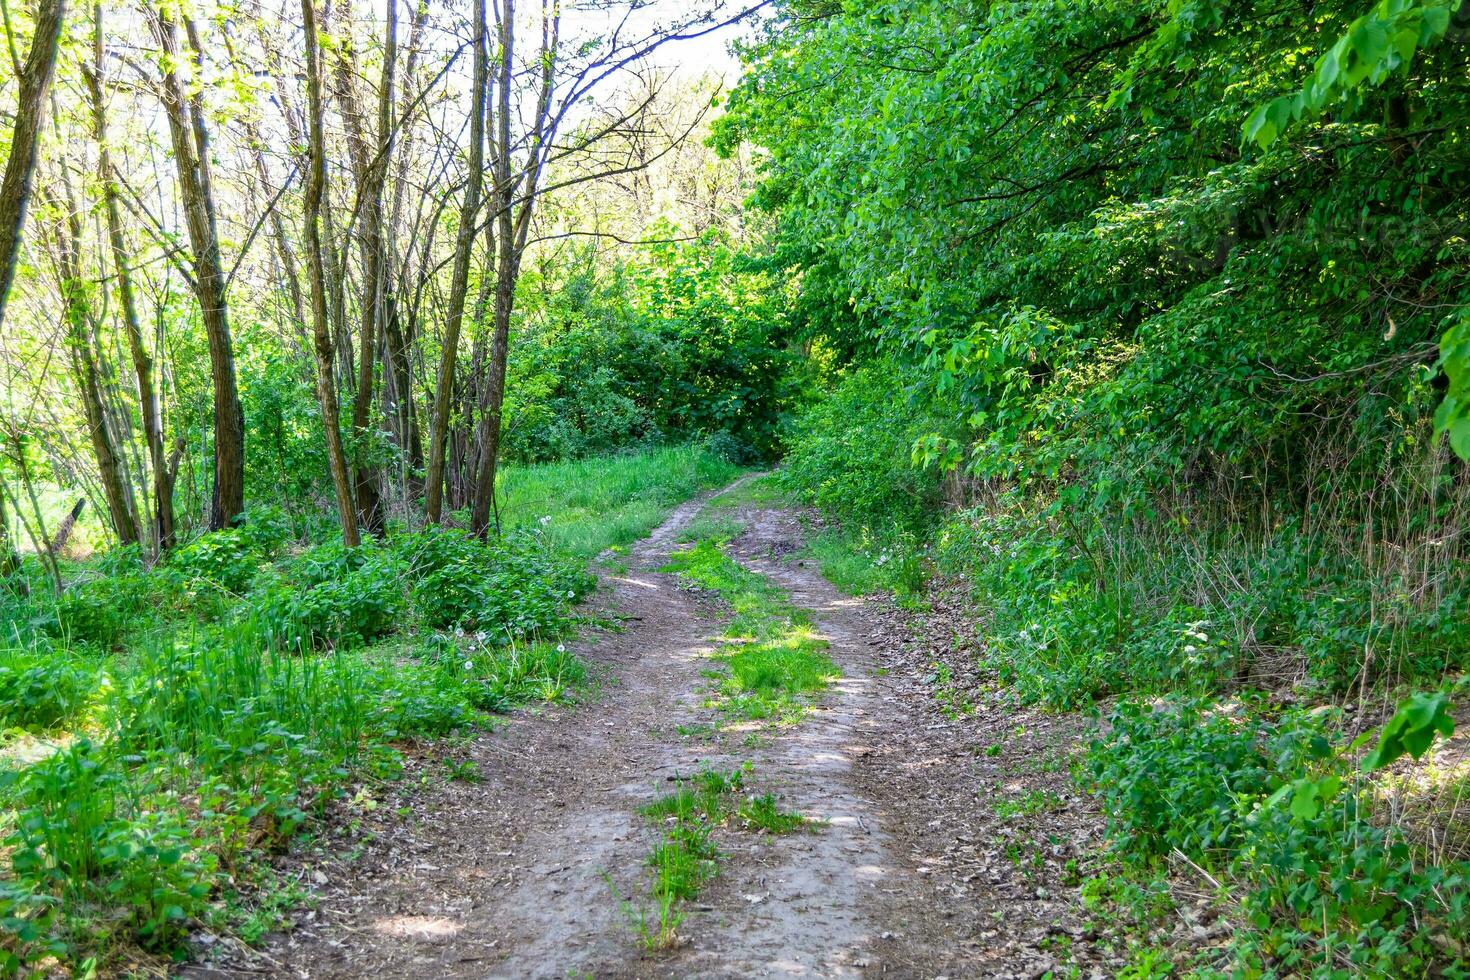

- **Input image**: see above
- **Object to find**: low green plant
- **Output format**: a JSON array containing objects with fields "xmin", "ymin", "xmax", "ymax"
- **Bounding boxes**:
[
  {"xmin": 992, "ymin": 788, "xmax": 1065, "ymax": 821},
  {"xmin": 0, "ymin": 649, "xmax": 97, "ymax": 733},
  {"xmin": 803, "ymin": 528, "xmax": 927, "ymax": 601},
  {"xmin": 663, "ymin": 538, "xmax": 839, "ymax": 724},
  {"xmin": 717, "ymin": 628, "xmax": 839, "ymax": 722},
  {"xmin": 736, "ymin": 793, "xmax": 809, "ymax": 834},
  {"xmin": 1086, "ymin": 694, "xmax": 1468, "ymax": 974},
  {"xmin": 168, "ymin": 528, "xmax": 264, "ymax": 595}
]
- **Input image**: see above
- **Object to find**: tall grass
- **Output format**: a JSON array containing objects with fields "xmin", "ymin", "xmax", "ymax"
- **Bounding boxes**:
[{"xmin": 497, "ymin": 444, "xmax": 743, "ymax": 557}]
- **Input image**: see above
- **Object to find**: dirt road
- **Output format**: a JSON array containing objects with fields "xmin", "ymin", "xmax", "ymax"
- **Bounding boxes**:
[{"xmin": 190, "ymin": 483, "xmax": 1108, "ymax": 979}]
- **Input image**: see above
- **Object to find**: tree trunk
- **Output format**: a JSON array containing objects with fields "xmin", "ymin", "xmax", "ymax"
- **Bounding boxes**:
[
  {"xmin": 330, "ymin": 0, "xmax": 394, "ymax": 535},
  {"xmin": 147, "ymin": 7, "xmax": 245, "ymax": 530},
  {"xmin": 424, "ymin": 0, "xmax": 488, "ymax": 524},
  {"xmin": 471, "ymin": 0, "xmax": 556, "ymax": 538},
  {"xmin": 302, "ymin": 0, "xmax": 361, "ymax": 547},
  {"xmin": 46, "ymin": 177, "xmax": 140, "ymax": 546},
  {"xmin": 90, "ymin": 3, "xmax": 175, "ymax": 552},
  {"xmin": 0, "ymin": 465, "xmax": 18, "ymax": 579},
  {"xmin": 382, "ymin": 0, "xmax": 428, "ymax": 497},
  {"xmin": 0, "ymin": 0, "xmax": 66, "ymax": 331}
]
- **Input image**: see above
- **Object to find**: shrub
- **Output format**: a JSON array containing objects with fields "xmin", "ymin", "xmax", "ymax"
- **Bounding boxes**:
[
  {"xmin": 51, "ymin": 572, "xmax": 158, "ymax": 650},
  {"xmin": 254, "ymin": 543, "xmax": 405, "ymax": 650},
  {"xmin": 5, "ymin": 741, "xmax": 216, "ymax": 952},
  {"xmin": 168, "ymin": 529, "xmax": 262, "ymax": 595},
  {"xmin": 779, "ymin": 361, "xmax": 953, "ymax": 539},
  {"xmin": 0, "ymin": 649, "xmax": 96, "ymax": 732},
  {"xmin": 394, "ymin": 526, "xmax": 590, "ymax": 638},
  {"xmin": 1087, "ymin": 696, "xmax": 1470, "ymax": 975}
]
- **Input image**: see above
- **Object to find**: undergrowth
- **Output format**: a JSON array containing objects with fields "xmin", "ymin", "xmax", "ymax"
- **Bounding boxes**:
[
  {"xmin": 779, "ymin": 366, "xmax": 1470, "ymax": 974},
  {"xmin": 0, "ymin": 444, "xmax": 730, "ymax": 973}
]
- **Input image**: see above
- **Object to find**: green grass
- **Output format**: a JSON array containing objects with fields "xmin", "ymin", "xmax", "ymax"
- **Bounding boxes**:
[
  {"xmin": 707, "ymin": 473, "xmax": 785, "ymax": 510},
  {"xmin": 992, "ymin": 788, "xmax": 1066, "ymax": 821},
  {"xmin": 662, "ymin": 538, "xmax": 839, "ymax": 722},
  {"xmin": 497, "ymin": 444, "xmax": 744, "ymax": 558},
  {"xmin": 803, "ymin": 527, "xmax": 927, "ymax": 604},
  {"xmin": 736, "ymin": 792, "xmax": 811, "ymax": 834},
  {"xmin": 661, "ymin": 538, "xmax": 801, "ymax": 639},
  {"xmin": 628, "ymin": 766, "xmax": 810, "ymax": 950}
]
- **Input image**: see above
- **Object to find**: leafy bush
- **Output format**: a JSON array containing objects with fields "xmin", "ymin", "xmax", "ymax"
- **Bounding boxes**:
[
  {"xmin": 5, "ymin": 741, "xmax": 216, "ymax": 952},
  {"xmin": 51, "ymin": 572, "xmax": 159, "ymax": 650},
  {"xmin": 254, "ymin": 543, "xmax": 405, "ymax": 650},
  {"xmin": 503, "ymin": 237, "xmax": 797, "ymax": 464},
  {"xmin": 0, "ymin": 649, "xmax": 96, "ymax": 732},
  {"xmin": 779, "ymin": 361, "xmax": 952, "ymax": 539},
  {"xmin": 168, "ymin": 528, "xmax": 263, "ymax": 595},
  {"xmin": 394, "ymin": 526, "xmax": 591, "ymax": 638},
  {"xmin": 1088, "ymin": 696, "xmax": 1470, "ymax": 975}
]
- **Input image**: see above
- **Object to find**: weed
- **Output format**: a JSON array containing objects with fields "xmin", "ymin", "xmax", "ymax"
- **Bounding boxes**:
[
  {"xmin": 992, "ymin": 789, "xmax": 1066, "ymax": 821},
  {"xmin": 442, "ymin": 760, "xmax": 483, "ymax": 784},
  {"xmin": 736, "ymin": 793, "xmax": 810, "ymax": 834},
  {"xmin": 663, "ymin": 539, "xmax": 839, "ymax": 724}
]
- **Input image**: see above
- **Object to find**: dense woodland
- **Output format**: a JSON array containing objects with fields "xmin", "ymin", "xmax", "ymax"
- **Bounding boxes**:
[{"xmin": 1, "ymin": 0, "xmax": 1469, "ymax": 975}]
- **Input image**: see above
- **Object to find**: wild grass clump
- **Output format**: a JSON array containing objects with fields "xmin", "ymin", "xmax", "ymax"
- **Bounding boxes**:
[
  {"xmin": 718, "ymin": 628, "xmax": 838, "ymax": 722},
  {"xmin": 661, "ymin": 538, "xmax": 798, "ymax": 639},
  {"xmin": 736, "ymin": 792, "xmax": 811, "ymax": 834},
  {"xmin": 626, "ymin": 766, "xmax": 811, "ymax": 951},
  {"xmin": 663, "ymin": 538, "xmax": 839, "ymax": 723},
  {"xmin": 0, "ymin": 630, "xmax": 500, "ymax": 971}
]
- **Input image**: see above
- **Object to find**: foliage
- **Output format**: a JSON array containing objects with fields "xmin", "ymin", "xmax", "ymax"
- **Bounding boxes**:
[
  {"xmin": 778, "ymin": 361, "xmax": 951, "ymax": 539},
  {"xmin": 733, "ymin": 1, "xmax": 1470, "ymax": 972},
  {"xmin": 254, "ymin": 543, "xmax": 405, "ymax": 650},
  {"xmin": 503, "ymin": 238, "xmax": 798, "ymax": 465},
  {"xmin": 0, "ymin": 649, "xmax": 97, "ymax": 733},
  {"xmin": 168, "ymin": 527, "xmax": 265, "ymax": 596},
  {"xmin": 663, "ymin": 537, "xmax": 839, "ymax": 723},
  {"xmin": 0, "ymin": 446, "xmax": 725, "ymax": 970},
  {"xmin": 495, "ymin": 443, "xmax": 744, "ymax": 558},
  {"xmin": 1088, "ymin": 695, "xmax": 1468, "ymax": 974},
  {"xmin": 395, "ymin": 526, "xmax": 590, "ymax": 638}
]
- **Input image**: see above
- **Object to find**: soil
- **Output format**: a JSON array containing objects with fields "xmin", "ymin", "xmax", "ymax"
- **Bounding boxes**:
[{"xmin": 185, "ymin": 483, "xmax": 1116, "ymax": 979}]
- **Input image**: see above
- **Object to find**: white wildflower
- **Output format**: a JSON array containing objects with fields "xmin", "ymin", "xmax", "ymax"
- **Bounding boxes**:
[
  {"xmin": 464, "ymin": 660, "xmax": 474, "ymax": 671},
  {"xmin": 556, "ymin": 643, "xmax": 566, "ymax": 653}
]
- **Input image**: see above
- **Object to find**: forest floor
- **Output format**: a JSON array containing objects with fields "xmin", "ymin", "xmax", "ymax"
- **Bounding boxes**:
[{"xmin": 186, "ymin": 479, "xmax": 1120, "ymax": 979}]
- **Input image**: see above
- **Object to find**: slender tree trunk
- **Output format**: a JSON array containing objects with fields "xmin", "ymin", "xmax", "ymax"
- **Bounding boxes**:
[
  {"xmin": 302, "ymin": 0, "xmax": 361, "ymax": 547},
  {"xmin": 471, "ymin": 0, "xmax": 556, "ymax": 538},
  {"xmin": 147, "ymin": 7, "xmax": 245, "ymax": 530},
  {"xmin": 424, "ymin": 0, "xmax": 487, "ymax": 523},
  {"xmin": 4, "ymin": 436, "xmax": 62, "ymax": 592},
  {"xmin": 383, "ymin": 0, "xmax": 427, "ymax": 496},
  {"xmin": 331, "ymin": 0, "xmax": 394, "ymax": 535},
  {"xmin": 0, "ymin": 0, "xmax": 65, "ymax": 332},
  {"xmin": 0, "ymin": 463, "xmax": 18, "ymax": 578},
  {"xmin": 89, "ymin": 3, "xmax": 175, "ymax": 552},
  {"xmin": 46, "ymin": 177, "xmax": 140, "ymax": 546}
]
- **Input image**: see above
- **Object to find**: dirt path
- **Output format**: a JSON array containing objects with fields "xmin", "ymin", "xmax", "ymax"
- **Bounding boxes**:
[{"xmin": 190, "ymin": 483, "xmax": 1108, "ymax": 979}]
